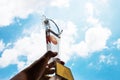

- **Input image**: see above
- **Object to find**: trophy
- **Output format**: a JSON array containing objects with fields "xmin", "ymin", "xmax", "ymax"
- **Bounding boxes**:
[{"xmin": 43, "ymin": 17, "xmax": 74, "ymax": 80}]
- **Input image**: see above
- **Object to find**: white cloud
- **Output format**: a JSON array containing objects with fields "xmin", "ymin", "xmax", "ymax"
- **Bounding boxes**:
[
  {"xmin": 0, "ymin": 0, "xmax": 33, "ymax": 26},
  {"xmin": 113, "ymin": 38, "xmax": 120, "ymax": 49},
  {"xmin": 75, "ymin": 1, "xmax": 111, "ymax": 58},
  {"xmin": 74, "ymin": 41, "xmax": 89, "ymax": 57},
  {"xmin": 84, "ymin": 2, "xmax": 101, "ymax": 30},
  {"xmin": 101, "ymin": 0, "xmax": 108, "ymax": 5},
  {"xmin": 0, "ymin": 25, "xmax": 46, "ymax": 69},
  {"xmin": 88, "ymin": 54, "xmax": 117, "ymax": 70},
  {"xmin": 17, "ymin": 61, "xmax": 26, "ymax": 71},
  {"xmin": 50, "ymin": 0, "xmax": 69, "ymax": 8},
  {"xmin": 0, "ymin": 49, "xmax": 18, "ymax": 67},
  {"xmin": 60, "ymin": 21, "xmax": 77, "ymax": 62},
  {"xmin": 0, "ymin": 40, "xmax": 5, "ymax": 52},
  {"xmin": 99, "ymin": 55, "xmax": 106, "ymax": 63},
  {"xmin": 87, "ymin": 16, "xmax": 100, "ymax": 26},
  {"xmin": 74, "ymin": 26, "xmax": 111, "ymax": 58},
  {"xmin": 85, "ymin": 2, "xmax": 94, "ymax": 16},
  {"xmin": 0, "ymin": 0, "xmax": 70, "ymax": 26},
  {"xmin": 85, "ymin": 26, "xmax": 111, "ymax": 52},
  {"xmin": 99, "ymin": 54, "xmax": 117, "ymax": 65}
]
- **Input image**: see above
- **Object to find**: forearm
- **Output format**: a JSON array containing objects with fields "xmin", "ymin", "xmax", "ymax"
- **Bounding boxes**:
[
  {"xmin": 10, "ymin": 72, "xmax": 27, "ymax": 80},
  {"xmin": 25, "ymin": 56, "xmax": 49, "ymax": 80}
]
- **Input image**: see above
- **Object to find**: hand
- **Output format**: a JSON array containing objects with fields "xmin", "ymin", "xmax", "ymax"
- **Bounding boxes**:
[
  {"xmin": 40, "ymin": 58, "xmax": 65, "ymax": 80},
  {"xmin": 11, "ymin": 51, "xmax": 64, "ymax": 80}
]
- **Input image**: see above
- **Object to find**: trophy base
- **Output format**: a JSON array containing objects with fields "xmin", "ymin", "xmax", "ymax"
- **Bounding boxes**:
[{"xmin": 55, "ymin": 62, "xmax": 74, "ymax": 80}]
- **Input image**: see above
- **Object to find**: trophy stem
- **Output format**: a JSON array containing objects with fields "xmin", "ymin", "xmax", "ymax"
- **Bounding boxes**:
[{"xmin": 43, "ymin": 17, "xmax": 74, "ymax": 80}]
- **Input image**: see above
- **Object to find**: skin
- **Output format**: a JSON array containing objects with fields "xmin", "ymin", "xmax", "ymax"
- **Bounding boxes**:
[{"xmin": 10, "ymin": 51, "xmax": 64, "ymax": 80}]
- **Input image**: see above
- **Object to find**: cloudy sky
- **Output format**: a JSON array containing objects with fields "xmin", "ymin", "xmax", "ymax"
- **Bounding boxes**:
[{"xmin": 0, "ymin": 0, "xmax": 120, "ymax": 80}]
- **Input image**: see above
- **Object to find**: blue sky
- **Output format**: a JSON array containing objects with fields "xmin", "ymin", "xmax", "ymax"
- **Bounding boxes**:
[{"xmin": 0, "ymin": 0, "xmax": 120, "ymax": 80}]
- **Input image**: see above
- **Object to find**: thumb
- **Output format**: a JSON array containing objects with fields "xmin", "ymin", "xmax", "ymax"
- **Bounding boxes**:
[{"xmin": 45, "ymin": 51, "xmax": 58, "ymax": 58}]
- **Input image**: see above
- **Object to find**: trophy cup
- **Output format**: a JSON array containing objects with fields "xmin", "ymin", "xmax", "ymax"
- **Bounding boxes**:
[{"xmin": 43, "ymin": 17, "xmax": 74, "ymax": 80}]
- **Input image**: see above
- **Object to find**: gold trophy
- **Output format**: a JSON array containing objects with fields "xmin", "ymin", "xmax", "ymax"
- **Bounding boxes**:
[{"xmin": 43, "ymin": 17, "xmax": 74, "ymax": 80}]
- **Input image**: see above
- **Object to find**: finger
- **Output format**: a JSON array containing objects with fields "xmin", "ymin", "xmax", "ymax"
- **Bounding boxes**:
[
  {"xmin": 60, "ymin": 61, "xmax": 65, "ymax": 65},
  {"xmin": 48, "ymin": 61, "xmax": 55, "ymax": 68},
  {"xmin": 45, "ymin": 51, "xmax": 58, "ymax": 58},
  {"xmin": 44, "ymin": 68, "xmax": 55, "ymax": 74},
  {"xmin": 48, "ymin": 58, "xmax": 65, "ymax": 68},
  {"xmin": 54, "ymin": 58, "xmax": 65, "ymax": 65},
  {"xmin": 47, "ymin": 59, "xmax": 65, "ymax": 69},
  {"xmin": 40, "ymin": 75, "xmax": 51, "ymax": 80}
]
